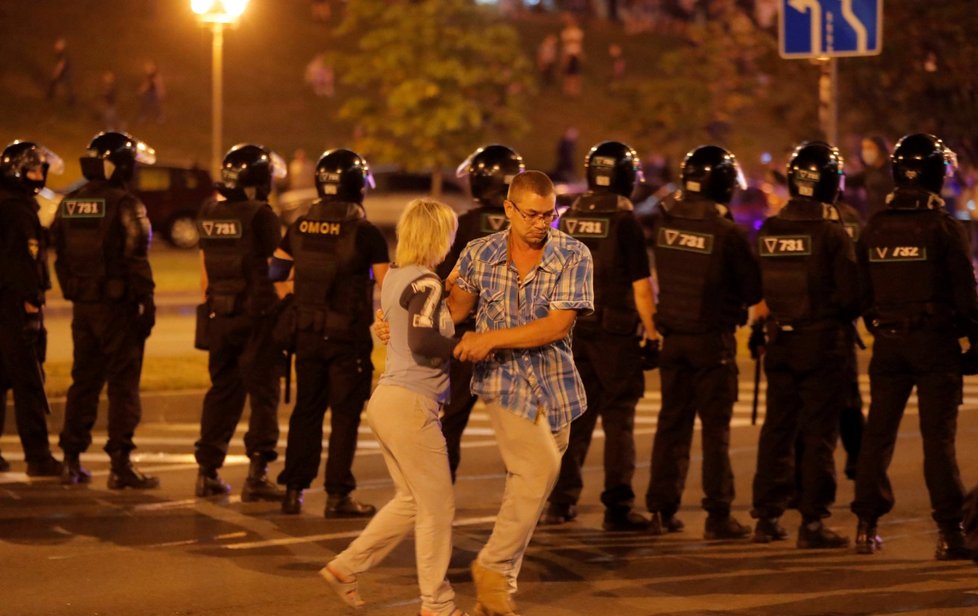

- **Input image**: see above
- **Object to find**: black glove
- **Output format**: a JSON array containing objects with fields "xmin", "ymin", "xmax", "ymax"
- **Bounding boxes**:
[
  {"xmin": 962, "ymin": 345, "xmax": 978, "ymax": 376},
  {"xmin": 640, "ymin": 338, "xmax": 660, "ymax": 371},
  {"xmin": 748, "ymin": 318, "xmax": 766, "ymax": 360},
  {"xmin": 137, "ymin": 297, "xmax": 156, "ymax": 339}
]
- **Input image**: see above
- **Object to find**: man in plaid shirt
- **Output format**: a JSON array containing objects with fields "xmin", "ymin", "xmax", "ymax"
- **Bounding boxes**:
[{"xmin": 449, "ymin": 170, "xmax": 593, "ymax": 616}]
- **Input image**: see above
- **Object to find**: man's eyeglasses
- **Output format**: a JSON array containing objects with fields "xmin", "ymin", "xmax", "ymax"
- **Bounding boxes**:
[{"xmin": 505, "ymin": 199, "xmax": 559, "ymax": 225}]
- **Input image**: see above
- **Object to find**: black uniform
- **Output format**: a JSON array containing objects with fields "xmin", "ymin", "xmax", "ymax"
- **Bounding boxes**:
[
  {"xmin": 52, "ymin": 179, "xmax": 155, "ymax": 457},
  {"xmin": 646, "ymin": 193, "xmax": 762, "ymax": 519},
  {"xmin": 751, "ymin": 199, "xmax": 859, "ymax": 524},
  {"xmin": 548, "ymin": 192, "xmax": 648, "ymax": 514},
  {"xmin": 0, "ymin": 185, "xmax": 56, "ymax": 465},
  {"xmin": 851, "ymin": 187, "xmax": 977, "ymax": 529},
  {"xmin": 195, "ymin": 198, "xmax": 282, "ymax": 471},
  {"xmin": 434, "ymin": 204, "xmax": 509, "ymax": 479},
  {"xmin": 276, "ymin": 201, "xmax": 388, "ymax": 494}
]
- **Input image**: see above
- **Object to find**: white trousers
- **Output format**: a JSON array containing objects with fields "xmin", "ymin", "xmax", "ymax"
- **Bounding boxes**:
[{"xmin": 330, "ymin": 384, "xmax": 457, "ymax": 615}]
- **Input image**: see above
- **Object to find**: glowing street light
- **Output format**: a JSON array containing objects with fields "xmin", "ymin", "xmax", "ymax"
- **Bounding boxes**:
[{"xmin": 191, "ymin": 0, "xmax": 250, "ymax": 177}]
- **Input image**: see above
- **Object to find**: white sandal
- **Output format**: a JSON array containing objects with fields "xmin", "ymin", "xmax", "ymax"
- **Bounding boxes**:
[{"xmin": 319, "ymin": 564, "xmax": 365, "ymax": 609}]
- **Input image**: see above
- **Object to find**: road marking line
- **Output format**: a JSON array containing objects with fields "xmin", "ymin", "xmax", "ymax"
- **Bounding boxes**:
[{"xmin": 223, "ymin": 515, "xmax": 498, "ymax": 550}]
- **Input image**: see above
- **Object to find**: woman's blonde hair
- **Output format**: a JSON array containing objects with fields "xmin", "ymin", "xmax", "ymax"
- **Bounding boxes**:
[{"xmin": 395, "ymin": 198, "xmax": 458, "ymax": 268}]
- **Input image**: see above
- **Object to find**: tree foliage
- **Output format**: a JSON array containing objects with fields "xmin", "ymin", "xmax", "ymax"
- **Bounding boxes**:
[
  {"xmin": 839, "ymin": 0, "xmax": 978, "ymax": 167},
  {"xmin": 332, "ymin": 0, "xmax": 534, "ymax": 184},
  {"xmin": 611, "ymin": 4, "xmax": 820, "ymax": 167}
]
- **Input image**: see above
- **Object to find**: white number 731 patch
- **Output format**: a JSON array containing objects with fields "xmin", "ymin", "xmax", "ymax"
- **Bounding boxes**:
[
  {"xmin": 658, "ymin": 227, "xmax": 714, "ymax": 254},
  {"xmin": 759, "ymin": 235, "xmax": 811, "ymax": 257}
]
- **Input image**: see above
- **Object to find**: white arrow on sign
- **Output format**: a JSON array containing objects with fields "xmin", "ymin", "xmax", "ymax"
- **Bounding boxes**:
[{"xmin": 789, "ymin": 0, "xmax": 822, "ymax": 53}]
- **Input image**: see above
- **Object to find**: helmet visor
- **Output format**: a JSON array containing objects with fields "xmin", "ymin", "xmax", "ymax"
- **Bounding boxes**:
[
  {"xmin": 34, "ymin": 145, "xmax": 65, "ymax": 176},
  {"xmin": 456, "ymin": 151, "xmax": 477, "ymax": 178},
  {"xmin": 269, "ymin": 150, "xmax": 288, "ymax": 180},
  {"xmin": 134, "ymin": 139, "xmax": 157, "ymax": 165}
]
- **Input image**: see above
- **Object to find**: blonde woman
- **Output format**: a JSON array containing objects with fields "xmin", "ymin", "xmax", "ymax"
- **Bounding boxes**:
[{"xmin": 322, "ymin": 198, "xmax": 466, "ymax": 616}]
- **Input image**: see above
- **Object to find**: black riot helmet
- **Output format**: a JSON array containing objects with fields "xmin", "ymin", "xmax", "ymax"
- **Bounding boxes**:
[
  {"xmin": 456, "ymin": 144, "xmax": 525, "ymax": 209},
  {"xmin": 585, "ymin": 140, "xmax": 642, "ymax": 197},
  {"xmin": 680, "ymin": 145, "xmax": 745, "ymax": 205},
  {"xmin": 217, "ymin": 143, "xmax": 287, "ymax": 202},
  {"xmin": 314, "ymin": 148, "xmax": 374, "ymax": 204},
  {"xmin": 787, "ymin": 141, "xmax": 845, "ymax": 204},
  {"xmin": 80, "ymin": 131, "xmax": 156, "ymax": 183},
  {"xmin": 0, "ymin": 140, "xmax": 64, "ymax": 195},
  {"xmin": 891, "ymin": 133, "xmax": 955, "ymax": 195}
]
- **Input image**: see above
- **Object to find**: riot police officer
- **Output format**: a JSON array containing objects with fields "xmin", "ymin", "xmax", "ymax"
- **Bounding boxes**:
[
  {"xmin": 194, "ymin": 144, "xmax": 287, "ymax": 501},
  {"xmin": 271, "ymin": 148, "xmax": 389, "ymax": 516},
  {"xmin": 541, "ymin": 141, "xmax": 657, "ymax": 531},
  {"xmin": 0, "ymin": 141, "xmax": 64, "ymax": 476},
  {"xmin": 53, "ymin": 131, "xmax": 159, "ymax": 489},
  {"xmin": 750, "ymin": 141, "xmax": 858, "ymax": 548},
  {"xmin": 435, "ymin": 144, "xmax": 524, "ymax": 480},
  {"xmin": 646, "ymin": 145, "xmax": 761, "ymax": 539},
  {"xmin": 791, "ymin": 198, "xmax": 865, "ymax": 489},
  {"xmin": 852, "ymin": 133, "xmax": 977, "ymax": 560}
]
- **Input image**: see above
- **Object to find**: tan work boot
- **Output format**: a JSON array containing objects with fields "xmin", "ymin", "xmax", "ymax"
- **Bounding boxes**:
[{"xmin": 470, "ymin": 560, "xmax": 519, "ymax": 616}]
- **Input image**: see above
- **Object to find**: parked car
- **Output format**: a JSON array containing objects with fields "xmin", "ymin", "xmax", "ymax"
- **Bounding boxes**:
[
  {"xmin": 132, "ymin": 163, "xmax": 215, "ymax": 248},
  {"xmin": 274, "ymin": 167, "xmax": 470, "ymax": 235},
  {"xmin": 38, "ymin": 163, "xmax": 215, "ymax": 249}
]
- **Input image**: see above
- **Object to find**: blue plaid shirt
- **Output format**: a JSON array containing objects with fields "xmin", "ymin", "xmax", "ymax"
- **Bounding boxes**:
[{"xmin": 456, "ymin": 228, "xmax": 594, "ymax": 430}]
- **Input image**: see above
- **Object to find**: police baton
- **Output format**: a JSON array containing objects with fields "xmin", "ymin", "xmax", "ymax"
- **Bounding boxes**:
[
  {"xmin": 751, "ymin": 356, "xmax": 761, "ymax": 426},
  {"xmin": 283, "ymin": 351, "xmax": 293, "ymax": 405},
  {"xmin": 32, "ymin": 356, "xmax": 52, "ymax": 416}
]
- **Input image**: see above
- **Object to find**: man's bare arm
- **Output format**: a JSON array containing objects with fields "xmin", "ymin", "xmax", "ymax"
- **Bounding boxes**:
[
  {"xmin": 454, "ymin": 309, "xmax": 578, "ymax": 362},
  {"xmin": 632, "ymin": 277, "xmax": 658, "ymax": 340},
  {"xmin": 447, "ymin": 283, "xmax": 478, "ymax": 324}
]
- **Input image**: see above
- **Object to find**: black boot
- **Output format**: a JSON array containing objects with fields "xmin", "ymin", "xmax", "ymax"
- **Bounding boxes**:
[
  {"xmin": 61, "ymin": 452, "xmax": 92, "ymax": 485},
  {"xmin": 0, "ymin": 452, "xmax": 10, "ymax": 473},
  {"xmin": 603, "ymin": 507, "xmax": 650, "ymax": 532},
  {"xmin": 195, "ymin": 468, "xmax": 231, "ymax": 497},
  {"xmin": 752, "ymin": 517, "xmax": 789, "ymax": 543},
  {"xmin": 539, "ymin": 502, "xmax": 578, "ymax": 525},
  {"xmin": 325, "ymin": 494, "xmax": 376, "ymax": 519},
  {"xmin": 797, "ymin": 520, "xmax": 849, "ymax": 549},
  {"xmin": 649, "ymin": 512, "xmax": 685, "ymax": 535},
  {"xmin": 855, "ymin": 518, "xmax": 882, "ymax": 555},
  {"xmin": 704, "ymin": 514, "xmax": 751, "ymax": 540},
  {"xmin": 935, "ymin": 523, "xmax": 972, "ymax": 561},
  {"xmin": 26, "ymin": 454, "xmax": 63, "ymax": 477},
  {"xmin": 241, "ymin": 454, "xmax": 284, "ymax": 502},
  {"xmin": 282, "ymin": 487, "xmax": 303, "ymax": 514},
  {"xmin": 107, "ymin": 451, "xmax": 160, "ymax": 490}
]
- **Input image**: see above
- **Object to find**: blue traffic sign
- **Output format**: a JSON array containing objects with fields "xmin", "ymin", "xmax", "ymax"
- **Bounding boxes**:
[{"xmin": 780, "ymin": 0, "xmax": 883, "ymax": 58}]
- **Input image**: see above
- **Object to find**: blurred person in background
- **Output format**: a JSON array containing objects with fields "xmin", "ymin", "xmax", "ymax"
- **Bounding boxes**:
[
  {"xmin": 46, "ymin": 38, "xmax": 75, "ymax": 106},
  {"xmin": 847, "ymin": 136, "xmax": 893, "ymax": 220}
]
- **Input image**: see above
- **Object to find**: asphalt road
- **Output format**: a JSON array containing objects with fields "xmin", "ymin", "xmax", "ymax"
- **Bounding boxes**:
[{"xmin": 2, "ymin": 364, "xmax": 978, "ymax": 615}]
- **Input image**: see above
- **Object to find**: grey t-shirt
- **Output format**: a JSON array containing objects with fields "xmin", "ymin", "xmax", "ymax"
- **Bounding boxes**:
[{"xmin": 377, "ymin": 264, "xmax": 456, "ymax": 402}]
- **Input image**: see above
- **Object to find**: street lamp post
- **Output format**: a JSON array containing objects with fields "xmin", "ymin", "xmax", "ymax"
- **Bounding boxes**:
[{"xmin": 191, "ymin": 0, "xmax": 249, "ymax": 179}]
